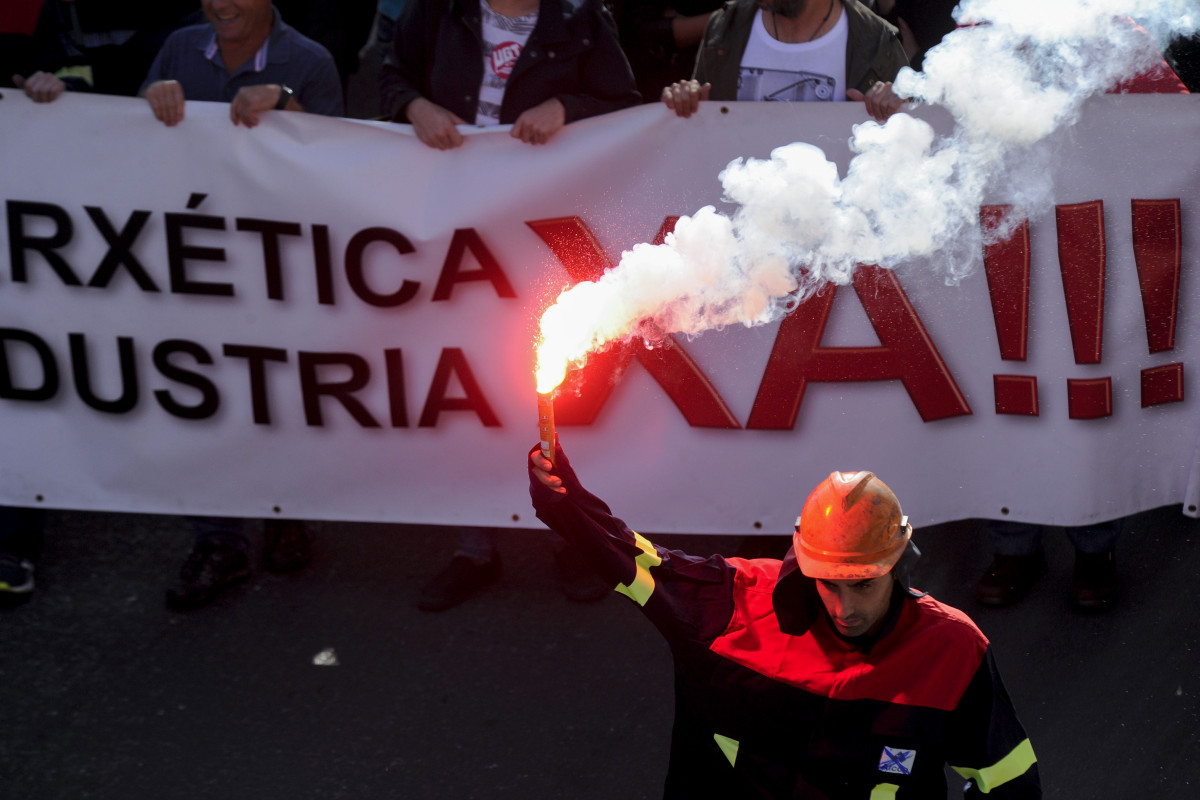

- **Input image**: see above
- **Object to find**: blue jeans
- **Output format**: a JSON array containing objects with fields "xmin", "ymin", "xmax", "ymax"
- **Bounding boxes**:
[
  {"xmin": 986, "ymin": 519, "xmax": 1120, "ymax": 556},
  {"xmin": 453, "ymin": 527, "xmax": 498, "ymax": 561},
  {"xmin": 188, "ymin": 516, "xmax": 250, "ymax": 553}
]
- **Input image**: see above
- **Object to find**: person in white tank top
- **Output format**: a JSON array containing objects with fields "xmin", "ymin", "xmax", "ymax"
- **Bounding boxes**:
[{"xmin": 661, "ymin": 0, "xmax": 907, "ymax": 121}]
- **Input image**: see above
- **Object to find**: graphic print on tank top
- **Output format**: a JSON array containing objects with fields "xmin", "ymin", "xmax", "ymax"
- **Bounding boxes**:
[{"xmin": 737, "ymin": 9, "xmax": 848, "ymax": 102}]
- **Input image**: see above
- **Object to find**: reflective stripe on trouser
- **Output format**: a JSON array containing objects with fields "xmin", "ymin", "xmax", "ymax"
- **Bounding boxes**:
[
  {"xmin": 951, "ymin": 738, "xmax": 1037, "ymax": 793},
  {"xmin": 870, "ymin": 785, "xmax": 899, "ymax": 799},
  {"xmin": 615, "ymin": 531, "xmax": 662, "ymax": 607}
]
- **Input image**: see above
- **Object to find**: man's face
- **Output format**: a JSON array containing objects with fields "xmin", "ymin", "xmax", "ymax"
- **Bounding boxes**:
[
  {"xmin": 815, "ymin": 575, "xmax": 894, "ymax": 638},
  {"xmin": 203, "ymin": 0, "xmax": 273, "ymax": 46},
  {"xmin": 758, "ymin": 0, "xmax": 812, "ymax": 20}
]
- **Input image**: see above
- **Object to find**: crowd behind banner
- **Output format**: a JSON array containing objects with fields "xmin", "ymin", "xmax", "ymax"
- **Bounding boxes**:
[
  {"xmin": 3, "ymin": 91, "xmax": 1199, "ymax": 532},
  {"xmin": 4, "ymin": 1, "xmax": 1199, "ymax": 113}
]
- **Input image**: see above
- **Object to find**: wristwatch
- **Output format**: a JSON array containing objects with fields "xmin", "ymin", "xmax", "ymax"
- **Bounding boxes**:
[{"xmin": 275, "ymin": 84, "xmax": 294, "ymax": 110}]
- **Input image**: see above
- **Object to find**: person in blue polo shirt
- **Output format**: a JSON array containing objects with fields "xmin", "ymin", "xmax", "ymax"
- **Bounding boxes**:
[
  {"xmin": 140, "ymin": 0, "xmax": 342, "ymax": 127},
  {"xmin": 138, "ymin": 1, "xmax": 341, "ymax": 610}
]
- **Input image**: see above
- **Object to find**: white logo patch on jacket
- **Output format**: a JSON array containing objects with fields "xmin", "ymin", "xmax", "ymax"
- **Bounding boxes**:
[{"xmin": 878, "ymin": 746, "xmax": 916, "ymax": 775}]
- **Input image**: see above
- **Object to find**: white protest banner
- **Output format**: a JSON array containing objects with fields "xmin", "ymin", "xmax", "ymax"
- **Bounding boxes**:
[{"xmin": 1, "ymin": 92, "xmax": 1197, "ymax": 533}]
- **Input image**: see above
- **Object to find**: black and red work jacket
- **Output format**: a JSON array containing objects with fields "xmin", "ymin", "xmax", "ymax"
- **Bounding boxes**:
[{"xmin": 530, "ymin": 446, "xmax": 1041, "ymax": 799}]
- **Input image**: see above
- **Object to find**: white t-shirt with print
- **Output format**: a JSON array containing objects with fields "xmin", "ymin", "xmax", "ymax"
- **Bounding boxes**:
[
  {"xmin": 477, "ymin": 0, "xmax": 538, "ymax": 126},
  {"xmin": 737, "ymin": 9, "xmax": 848, "ymax": 102}
]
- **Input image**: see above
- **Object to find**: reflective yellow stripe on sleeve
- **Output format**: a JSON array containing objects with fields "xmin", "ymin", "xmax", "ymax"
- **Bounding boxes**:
[
  {"xmin": 614, "ymin": 531, "xmax": 662, "ymax": 607},
  {"xmin": 54, "ymin": 65, "xmax": 94, "ymax": 86},
  {"xmin": 870, "ymin": 784, "xmax": 899, "ymax": 799},
  {"xmin": 713, "ymin": 733, "xmax": 739, "ymax": 767},
  {"xmin": 951, "ymin": 738, "xmax": 1037, "ymax": 793}
]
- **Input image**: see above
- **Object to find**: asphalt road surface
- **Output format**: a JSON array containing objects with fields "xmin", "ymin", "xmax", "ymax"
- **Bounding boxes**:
[{"xmin": 2, "ymin": 504, "xmax": 1198, "ymax": 799}]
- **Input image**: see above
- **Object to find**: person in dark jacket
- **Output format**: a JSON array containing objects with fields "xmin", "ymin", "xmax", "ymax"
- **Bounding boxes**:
[
  {"xmin": 3, "ymin": 0, "xmax": 93, "ymax": 102},
  {"xmin": 379, "ymin": 0, "xmax": 636, "ymax": 607},
  {"xmin": 529, "ymin": 442, "xmax": 1041, "ymax": 798},
  {"xmin": 379, "ymin": 0, "xmax": 639, "ymax": 149}
]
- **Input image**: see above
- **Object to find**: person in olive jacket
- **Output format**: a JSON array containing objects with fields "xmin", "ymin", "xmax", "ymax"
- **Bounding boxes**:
[{"xmin": 380, "ymin": 0, "xmax": 640, "ymax": 149}]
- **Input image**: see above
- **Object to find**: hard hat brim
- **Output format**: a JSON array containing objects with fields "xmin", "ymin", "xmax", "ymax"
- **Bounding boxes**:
[{"xmin": 795, "ymin": 525, "xmax": 912, "ymax": 581}]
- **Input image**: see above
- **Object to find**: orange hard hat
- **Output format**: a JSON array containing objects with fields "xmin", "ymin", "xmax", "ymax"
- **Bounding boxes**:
[{"xmin": 794, "ymin": 471, "xmax": 911, "ymax": 580}]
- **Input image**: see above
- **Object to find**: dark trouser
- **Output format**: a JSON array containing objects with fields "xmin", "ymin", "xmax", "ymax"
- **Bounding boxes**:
[
  {"xmin": 187, "ymin": 516, "xmax": 250, "ymax": 553},
  {"xmin": 986, "ymin": 519, "xmax": 1120, "ymax": 556},
  {"xmin": 0, "ymin": 506, "xmax": 46, "ymax": 560}
]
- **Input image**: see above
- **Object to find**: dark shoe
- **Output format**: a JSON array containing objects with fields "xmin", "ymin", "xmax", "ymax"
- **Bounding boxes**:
[
  {"xmin": 417, "ymin": 554, "xmax": 501, "ymax": 612},
  {"xmin": 263, "ymin": 519, "xmax": 313, "ymax": 573},
  {"xmin": 0, "ymin": 553, "xmax": 34, "ymax": 594},
  {"xmin": 1072, "ymin": 548, "xmax": 1117, "ymax": 610},
  {"xmin": 976, "ymin": 549, "xmax": 1046, "ymax": 607},
  {"xmin": 166, "ymin": 541, "xmax": 251, "ymax": 611},
  {"xmin": 554, "ymin": 546, "xmax": 608, "ymax": 603}
]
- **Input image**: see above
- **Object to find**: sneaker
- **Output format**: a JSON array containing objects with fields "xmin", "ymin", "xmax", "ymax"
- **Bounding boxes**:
[
  {"xmin": 554, "ymin": 545, "xmax": 608, "ymax": 603},
  {"xmin": 976, "ymin": 549, "xmax": 1047, "ymax": 607},
  {"xmin": 263, "ymin": 519, "xmax": 313, "ymax": 573},
  {"xmin": 166, "ymin": 540, "xmax": 251, "ymax": 611},
  {"xmin": 0, "ymin": 553, "xmax": 34, "ymax": 594},
  {"xmin": 417, "ymin": 554, "xmax": 501, "ymax": 612},
  {"xmin": 1071, "ymin": 548, "xmax": 1117, "ymax": 610}
]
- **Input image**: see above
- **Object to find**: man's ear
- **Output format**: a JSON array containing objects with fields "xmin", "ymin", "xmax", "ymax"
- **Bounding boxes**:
[{"xmin": 891, "ymin": 540, "xmax": 925, "ymax": 597}]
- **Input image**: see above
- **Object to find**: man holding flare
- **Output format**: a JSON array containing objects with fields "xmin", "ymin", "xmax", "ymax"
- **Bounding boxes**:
[{"xmin": 528, "ymin": 439, "xmax": 1040, "ymax": 798}]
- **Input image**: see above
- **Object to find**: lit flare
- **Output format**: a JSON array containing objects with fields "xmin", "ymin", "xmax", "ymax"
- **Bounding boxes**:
[{"xmin": 536, "ymin": 390, "xmax": 556, "ymax": 467}]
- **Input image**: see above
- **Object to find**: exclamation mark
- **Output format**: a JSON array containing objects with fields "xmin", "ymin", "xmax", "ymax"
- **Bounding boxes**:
[
  {"xmin": 1056, "ymin": 200, "xmax": 1111, "ymax": 419},
  {"xmin": 1131, "ymin": 199, "xmax": 1184, "ymax": 407},
  {"xmin": 982, "ymin": 205, "xmax": 1038, "ymax": 415}
]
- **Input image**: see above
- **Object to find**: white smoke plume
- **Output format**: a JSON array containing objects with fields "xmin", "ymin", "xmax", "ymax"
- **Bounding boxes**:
[{"xmin": 536, "ymin": 0, "xmax": 1197, "ymax": 390}]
